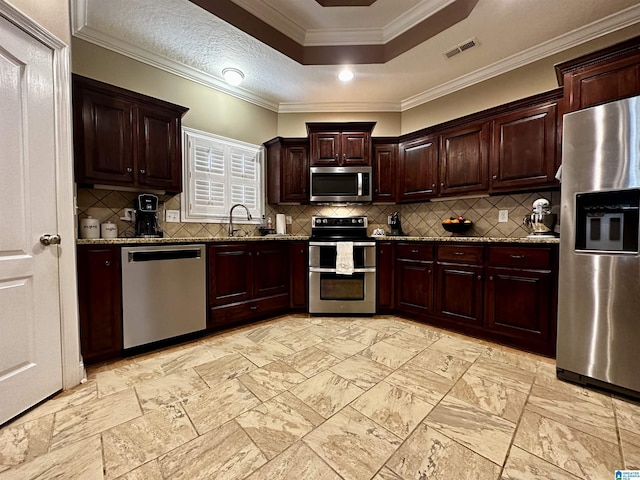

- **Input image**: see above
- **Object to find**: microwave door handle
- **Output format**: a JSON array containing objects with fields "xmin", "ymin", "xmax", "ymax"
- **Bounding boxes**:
[{"xmin": 357, "ymin": 172, "xmax": 363, "ymax": 196}]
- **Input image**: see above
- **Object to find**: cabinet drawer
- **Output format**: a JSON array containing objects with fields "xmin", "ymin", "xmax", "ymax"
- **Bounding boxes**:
[
  {"xmin": 209, "ymin": 293, "xmax": 289, "ymax": 330},
  {"xmin": 396, "ymin": 243, "xmax": 434, "ymax": 261},
  {"xmin": 488, "ymin": 246, "xmax": 552, "ymax": 269},
  {"xmin": 437, "ymin": 244, "xmax": 483, "ymax": 264}
]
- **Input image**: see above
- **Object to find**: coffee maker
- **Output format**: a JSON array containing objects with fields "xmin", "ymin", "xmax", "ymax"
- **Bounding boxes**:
[
  {"xmin": 135, "ymin": 194, "xmax": 163, "ymax": 238},
  {"xmin": 388, "ymin": 211, "xmax": 404, "ymax": 236},
  {"xmin": 523, "ymin": 198, "xmax": 557, "ymax": 237}
]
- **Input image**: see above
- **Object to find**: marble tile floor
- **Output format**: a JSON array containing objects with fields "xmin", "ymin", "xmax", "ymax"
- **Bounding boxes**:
[{"xmin": 1, "ymin": 314, "xmax": 638, "ymax": 480}]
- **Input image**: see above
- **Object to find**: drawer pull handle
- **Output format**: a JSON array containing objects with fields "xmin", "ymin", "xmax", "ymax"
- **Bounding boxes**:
[
  {"xmin": 510, "ymin": 255, "xmax": 525, "ymax": 259},
  {"xmin": 250, "ymin": 306, "xmax": 258, "ymax": 310},
  {"xmin": 454, "ymin": 252, "xmax": 465, "ymax": 256},
  {"xmin": 411, "ymin": 249, "xmax": 419, "ymax": 253}
]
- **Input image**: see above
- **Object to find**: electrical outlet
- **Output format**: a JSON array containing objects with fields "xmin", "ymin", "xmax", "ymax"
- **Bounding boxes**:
[
  {"xmin": 165, "ymin": 210, "xmax": 180, "ymax": 222},
  {"xmin": 498, "ymin": 209, "xmax": 509, "ymax": 223},
  {"xmin": 285, "ymin": 215, "xmax": 292, "ymax": 225}
]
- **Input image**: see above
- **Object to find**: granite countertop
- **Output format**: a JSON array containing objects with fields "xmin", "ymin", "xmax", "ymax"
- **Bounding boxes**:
[
  {"xmin": 76, "ymin": 235, "xmax": 310, "ymax": 245},
  {"xmin": 77, "ymin": 235, "xmax": 559, "ymax": 245}
]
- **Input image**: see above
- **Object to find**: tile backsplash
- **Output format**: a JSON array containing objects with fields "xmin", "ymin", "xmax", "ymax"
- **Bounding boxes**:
[{"xmin": 77, "ymin": 187, "xmax": 560, "ymax": 239}]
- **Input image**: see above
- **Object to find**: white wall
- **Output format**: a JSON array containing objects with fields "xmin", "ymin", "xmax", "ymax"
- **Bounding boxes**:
[{"xmin": 4, "ymin": 0, "xmax": 70, "ymax": 44}]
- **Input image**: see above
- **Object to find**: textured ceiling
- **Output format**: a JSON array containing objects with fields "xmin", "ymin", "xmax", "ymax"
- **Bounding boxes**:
[{"xmin": 72, "ymin": 0, "xmax": 640, "ymax": 113}]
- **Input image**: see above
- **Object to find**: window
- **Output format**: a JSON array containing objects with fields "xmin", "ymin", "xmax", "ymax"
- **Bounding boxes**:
[{"xmin": 182, "ymin": 127, "xmax": 264, "ymax": 223}]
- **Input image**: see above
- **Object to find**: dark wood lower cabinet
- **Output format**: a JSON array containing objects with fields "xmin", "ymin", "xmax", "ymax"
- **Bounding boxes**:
[
  {"xmin": 77, "ymin": 245, "xmax": 122, "ymax": 364},
  {"xmin": 208, "ymin": 242, "xmax": 290, "ymax": 330},
  {"xmin": 390, "ymin": 242, "xmax": 558, "ymax": 356},
  {"xmin": 289, "ymin": 241, "xmax": 308, "ymax": 311},
  {"xmin": 434, "ymin": 263, "xmax": 484, "ymax": 326},
  {"xmin": 376, "ymin": 241, "xmax": 394, "ymax": 312}
]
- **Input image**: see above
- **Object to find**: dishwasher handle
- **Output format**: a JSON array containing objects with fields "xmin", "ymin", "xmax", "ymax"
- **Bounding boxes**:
[{"xmin": 128, "ymin": 248, "xmax": 202, "ymax": 263}]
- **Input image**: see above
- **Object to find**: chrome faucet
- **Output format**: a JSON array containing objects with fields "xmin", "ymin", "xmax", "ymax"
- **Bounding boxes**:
[{"xmin": 228, "ymin": 203, "xmax": 252, "ymax": 237}]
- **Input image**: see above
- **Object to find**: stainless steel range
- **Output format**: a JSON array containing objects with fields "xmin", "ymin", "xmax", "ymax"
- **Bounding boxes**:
[{"xmin": 308, "ymin": 216, "xmax": 376, "ymax": 314}]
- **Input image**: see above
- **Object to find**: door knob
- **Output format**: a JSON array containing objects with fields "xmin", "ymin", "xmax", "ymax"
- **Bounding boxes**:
[{"xmin": 40, "ymin": 234, "xmax": 61, "ymax": 246}]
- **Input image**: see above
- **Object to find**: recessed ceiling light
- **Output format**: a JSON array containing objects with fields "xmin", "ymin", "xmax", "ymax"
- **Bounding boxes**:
[
  {"xmin": 338, "ymin": 68, "xmax": 354, "ymax": 82},
  {"xmin": 222, "ymin": 67, "xmax": 245, "ymax": 86}
]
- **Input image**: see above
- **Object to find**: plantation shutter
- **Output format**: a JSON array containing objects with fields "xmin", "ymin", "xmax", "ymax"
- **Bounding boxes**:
[{"xmin": 183, "ymin": 127, "xmax": 263, "ymax": 222}]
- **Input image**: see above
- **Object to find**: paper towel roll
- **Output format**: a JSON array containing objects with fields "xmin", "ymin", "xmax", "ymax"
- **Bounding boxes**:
[{"xmin": 276, "ymin": 214, "xmax": 286, "ymax": 235}]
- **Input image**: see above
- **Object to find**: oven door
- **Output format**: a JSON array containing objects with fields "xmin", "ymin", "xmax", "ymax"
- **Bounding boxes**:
[
  {"xmin": 309, "ymin": 241, "xmax": 376, "ymax": 268},
  {"xmin": 308, "ymin": 267, "xmax": 376, "ymax": 314}
]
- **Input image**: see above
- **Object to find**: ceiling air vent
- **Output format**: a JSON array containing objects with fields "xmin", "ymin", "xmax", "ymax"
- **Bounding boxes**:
[{"xmin": 443, "ymin": 37, "xmax": 478, "ymax": 59}]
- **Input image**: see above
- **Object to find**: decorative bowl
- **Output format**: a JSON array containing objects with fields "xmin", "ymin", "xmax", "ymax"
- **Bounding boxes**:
[{"xmin": 442, "ymin": 221, "xmax": 473, "ymax": 233}]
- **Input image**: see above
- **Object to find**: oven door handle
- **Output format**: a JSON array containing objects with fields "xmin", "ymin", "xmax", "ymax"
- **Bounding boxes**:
[
  {"xmin": 309, "ymin": 266, "xmax": 376, "ymax": 273},
  {"xmin": 309, "ymin": 241, "xmax": 376, "ymax": 247}
]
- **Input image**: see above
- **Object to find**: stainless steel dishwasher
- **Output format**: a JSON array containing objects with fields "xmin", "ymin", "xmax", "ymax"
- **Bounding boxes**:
[{"xmin": 121, "ymin": 244, "xmax": 206, "ymax": 349}]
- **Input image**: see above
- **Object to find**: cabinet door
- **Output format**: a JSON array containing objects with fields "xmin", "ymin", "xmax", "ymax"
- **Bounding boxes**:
[
  {"xmin": 397, "ymin": 136, "xmax": 438, "ymax": 202},
  {"xmin": 490, "ymin": 103, "xmax": 558, "ymax": 192},
  {"xmin": 485, "ymin": 267, "xmax": 553, "ymax": 349},
  {"xmin": 75, "ymin": 88, "xmax": 135, "ymax": 186},
  {"xmin": 136, "ymin": 105, "xmax": 182, "ymax": 192},
  {"xmin": 435, "ymin": 263, "xmax": 483, "ymax": 326},
  {"xmin": 208, "ymin": 244, "xmax": 253, "ymax": 306},
  {"xmin": 376, "ymin": 241, "xmax": 394, "ymax": 312},
  {"xmin": 341, "ymin": 131, "xmax": 370, "ymax": 166},
  {"xmin": 282, "ymin": 144, "xmax": 308, "ymax": 202},
  {"xmin": 439, "ymin": 123, "xmax": 488, "ymax": 196},
  {"xmin": 567, "ymin": 56, "xmax": 640, "ymax": 111},
  {"xmin": 253, "ymin": 242, "xmax": 289, "ymax": 298},
  {"xmin": 77, "ymin": 246, "xmax": 122, "ymax": 364},
  {"xmin": 310, "ymin": 132, "xmax": 340, "ymax": 166},
  {"xmin": 394, "ymin": 259, "xmax": 433, "ymax": 316},
  {"xmin": 373, "ymin": 143, "xmax": 396, "ymax": 202},
  {"xmin": 289, "ymin": 241, "xmax": 308, "ymax": 310}
]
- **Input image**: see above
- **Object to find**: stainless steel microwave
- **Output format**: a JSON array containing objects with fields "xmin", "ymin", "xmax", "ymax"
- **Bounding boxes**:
[{"xmin": 309, "ymin": 166, "xmax": 372, "ymax": 203}]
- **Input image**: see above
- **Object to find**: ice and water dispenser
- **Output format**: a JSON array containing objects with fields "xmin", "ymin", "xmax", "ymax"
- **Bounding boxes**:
[{"xmin": 575, "ymin": 189, "xmax": 640, "ymax": 253}]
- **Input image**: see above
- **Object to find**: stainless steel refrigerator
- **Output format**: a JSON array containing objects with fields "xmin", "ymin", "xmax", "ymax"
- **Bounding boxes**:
[{"xmin": 557, "ymin": 95, "xmax": 640, "ymax": 397}]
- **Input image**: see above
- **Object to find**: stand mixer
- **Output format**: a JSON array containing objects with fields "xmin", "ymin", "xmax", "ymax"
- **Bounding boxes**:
[{"xmin": 523, "ymin": 198, "xmax": 557, "ymax": 237}]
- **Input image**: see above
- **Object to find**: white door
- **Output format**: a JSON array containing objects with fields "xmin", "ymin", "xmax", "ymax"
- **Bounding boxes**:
[{"xmin": 0, "ymin": 13, "xmax": 63, "ymax": 424}]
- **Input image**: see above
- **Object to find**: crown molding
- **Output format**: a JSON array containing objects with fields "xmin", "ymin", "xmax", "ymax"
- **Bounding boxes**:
[
  {"xmin": 401, "ymin": 3, "xmax": 640, "ymax": 110},
  {"xmin": 231, "ymin": 0, "xmax": 306, "ymax": 44},
  {"xmin": 382, "ymin": 0, "xmax": 454, "ymax": 42},
  {"xmin": 278, "ymin": 101, "xmax": 401, "ymax": 113},
  {"xmin": 72, "ymin": 0, "xmax": 279, "ymax": 112}
]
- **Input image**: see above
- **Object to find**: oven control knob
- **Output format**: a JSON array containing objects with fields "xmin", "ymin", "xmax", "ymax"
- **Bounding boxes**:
[
  {"xmin": 358, "ymin": 218, "xmax": 364, "ymax": 224},
  {"xmin": 323, "ymin": 218, "xmax": 328, "ymax": 224}
]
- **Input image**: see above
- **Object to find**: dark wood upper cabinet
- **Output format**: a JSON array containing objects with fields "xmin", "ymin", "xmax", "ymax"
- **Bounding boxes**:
[
  {"xmin": 490, "ymin": 102, "xmax": 558, "ymax": 192},
  {"xmin": 397, "ymin": 136, "xmax": 439, "ymax": 202},
  {"xmin": 265, "ymin": 137, "xmax": 309, "ymax": 204},
  {"xmin": 73, "ymin": 74, "xmax": 188, "ymax": 193},
  {"xmin": 556, "ymin": 36, "xmax": 640, "ymax": 112},
  {"xmin": 372, "ymin": 141, "xmax": 397, "ymax": 202},
  {"xmin": 439, "ymin": 122, "xmax": 489, "ymax": 197},
  {"xmin": 307, "ymin": 122, "xmax": 375, "ymax": 166}
]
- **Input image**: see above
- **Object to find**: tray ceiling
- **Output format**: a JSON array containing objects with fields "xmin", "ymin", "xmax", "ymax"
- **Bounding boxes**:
[{"xmin": 72, "ymin": 0, "xmax": 640, "ymax": 113}]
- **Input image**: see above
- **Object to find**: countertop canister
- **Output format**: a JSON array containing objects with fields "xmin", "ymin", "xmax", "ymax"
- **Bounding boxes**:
[
  {"xmin": 79, "ymin": 216, "xmax": 100, "ymax": 239},
  {"xmin": 100, "ymin": 222, "xmax": 118, "ymax": 239}
]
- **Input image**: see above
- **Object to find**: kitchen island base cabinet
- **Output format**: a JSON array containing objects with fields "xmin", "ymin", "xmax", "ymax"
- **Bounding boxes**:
[
  {"xmin": 208, "ymin": 242, "xmax": 290, "ymax": 330},
  {"xmin": 77, "ymin": 245, "xmax": 122, "ymax": 364}
]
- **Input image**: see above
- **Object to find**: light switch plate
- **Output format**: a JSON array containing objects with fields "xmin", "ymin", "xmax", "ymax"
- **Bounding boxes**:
[
  {"xmin": 498, "ymin": 209, "xmax": 509, "ymax": 223},
  {"xmin": 165, "ymin": 210, "xmax": 180, "ymax": 222}
]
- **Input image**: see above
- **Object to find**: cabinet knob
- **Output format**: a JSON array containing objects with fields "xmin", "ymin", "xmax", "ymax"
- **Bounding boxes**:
[
  {"xmin": 440, "ymin": 182, "xmax": 445, "ymax": 187},
  {"xmin": 492, "ymin": 175, "xmax": 497, "ymax": 180},
  {"xmin": 343, "ymin": 154, "xmax": 346, "ymax": 160},
  {"xmin": 105, "ymin": 260, "xmax": 111, "ymax": 267},
  {"xmin": 126, "ymin": 167, "xmax": 133, "ymax": 173},
  {"xmin": 335, "ymin": 154, "xmax": 339, "ymax": 159},
  {"xmin": 477, "ymin": 275, "xmax": 482, "ymax": 280},
  {"xmin": 300, "ymin": 249, "xmax": 304, "ymax": 254},
  {"xmin": 139, "ymin": 169, "xmax": 146, "ymax": 174},
  {"xmin": 431, "ymin": 184, "xmax": 436, "ymax": 188},
  {"xmin": 489, "ymin": 276, "xmax": 494, "ymax": 281},
  {"xmin": 256, "ymin": 251, "xmax": 260, "ymax": 256},
  {"xmin": 428, "ymin": 269, "xmax": 432, "ymax": 274}
]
